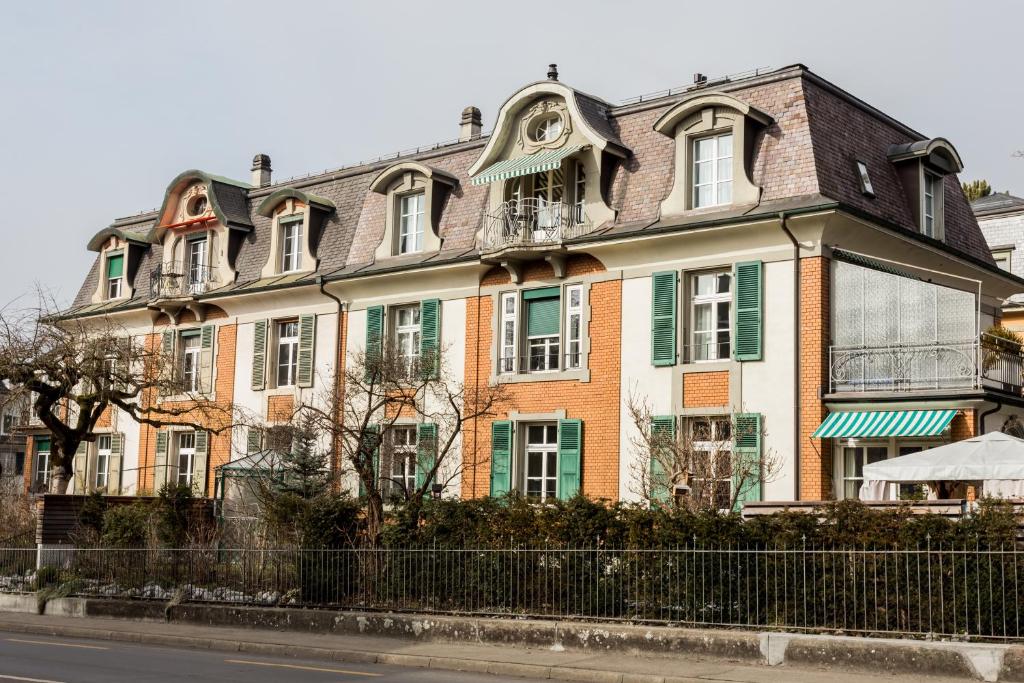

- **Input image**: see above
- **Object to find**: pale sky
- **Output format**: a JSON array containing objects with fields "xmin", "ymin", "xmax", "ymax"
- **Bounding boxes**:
[{"xmin": 1, "ymin": 0, "xmax": 1021, "ymax": 306}]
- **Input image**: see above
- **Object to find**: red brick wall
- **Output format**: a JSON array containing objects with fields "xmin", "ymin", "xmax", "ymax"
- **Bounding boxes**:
[
  {"xmin": 799, "ymin": 257, "xmax": 831, "ymax": 500},
  {"xmin": 682, "ymin": 371, "xmax": 729, "ymax": 408}
]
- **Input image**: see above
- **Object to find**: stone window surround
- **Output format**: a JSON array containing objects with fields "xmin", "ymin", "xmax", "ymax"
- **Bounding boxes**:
[
  {"xmin": 505, "ymin": 409, "xmax": 567, "ymax": 498},
  {"xmin": 370, "ymin": 162, "xmax": 458, "ymax": 261},
  {"xmin": 260, "ymin": 199, "xmax": 315, "ymax": 278},
  {"xmin": 654, "ymin": 92, "xmax": 772, "ymax": 217}
]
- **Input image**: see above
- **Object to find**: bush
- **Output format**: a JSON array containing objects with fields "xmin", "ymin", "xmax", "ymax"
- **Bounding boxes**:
[
  {"xmin": 101, "ymin": 502, "xmax": 151, "ymax": 548},
  {"xmin": 156, "ymin": 483, "xmax": 194, "ymax": 547}
]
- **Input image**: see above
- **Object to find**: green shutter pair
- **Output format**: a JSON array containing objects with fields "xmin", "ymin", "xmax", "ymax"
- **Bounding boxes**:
[
  {"xmin": 365, "ymin": 300, "xmax": 441, "ymax": 381},
  {"xmin": 649, "ymin": 416, "xmax": 677, "ymax": 504},
  {"xmin": 649, "ymin": 261, "xmax": 763, "ymax": 365},
  {"xmin": 152, "ymin": 430, "xmax": 209, "ymax": 496},
  {"xmin": 251, "ymin": 315, "xmax": 316, "ymax": 390},
  {"xmin": 732, "ymin": 412, "xmax": 763, "ymax": 509},
  {"xmin": 160, "ymin": 326, "xmax": 215, "ymax": 393},
  {"xmin": 489, "ymin": 419, "xmax": 582, "ymax": 500}
]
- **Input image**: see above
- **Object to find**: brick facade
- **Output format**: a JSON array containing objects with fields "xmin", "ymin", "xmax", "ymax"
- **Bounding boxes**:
[
  {"xmin": 799, "ymin": 257, "xmax": 831, "ymax": 500},
  {"xmin": 682, "ymin": 371, "xmax": 729, "ymax": 409}
]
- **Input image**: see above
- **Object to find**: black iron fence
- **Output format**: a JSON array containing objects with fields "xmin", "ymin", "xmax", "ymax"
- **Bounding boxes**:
[{"xmin": 2, "ymin": 544, "xmax": 1024, "ymax": 639}]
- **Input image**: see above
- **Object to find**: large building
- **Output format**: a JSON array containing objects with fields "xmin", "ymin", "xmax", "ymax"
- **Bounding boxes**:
[
  {"xmin": 974, "ymin": 191, "xmax": 1024, "ymax": 333},
  {"xmin": 32, "ymin": 63, "xmax": 1024, "ymax": 504}
]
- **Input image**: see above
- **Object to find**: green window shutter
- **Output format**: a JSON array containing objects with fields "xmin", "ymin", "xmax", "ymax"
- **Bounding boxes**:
[
  {"xmin": 557, "ymin": 419, "xmax": 582, "ymax": 500},
  {"xmin": 106, "ymin": 254, "xmax": 124, "ymax": 279},
  {"xmin": 296, "ymin": 313, "xmax": 316, "ymax": 387},
  {"xmin": 161, "ymin": 330, "xmax": 174, "ymax": 357},
  {"xmin": 734, "ymin": 261, "xmax": 763, "ymax": 361},
  {"xmin": 650, "ymin": 416, "xmax": 676, "ymax": 504},
  {"xmin": 365, "ymin": 306, "xmax": 384, "ymax": 381},
  {"xmin": 246, "ymin": 427, "xmax": 262, "ymax": 454},
  {"xmin": 732, "ymin": 413, "xmax": 763, "ymax": 510},
  {"xmin": 358, "ymin": 425, "xmax": 380, "ymax": 497},
  {"xmin": 193, "ymin": 431, "xmax": 209, "ymax": 497},
  {"xmin": 415, "ymin": 423, "xmax": 438, "ymax": 494},
  {"xmin": 108, "ymin": 433, "xmax": 123, "ymax": 495},
  {"xmin": 651, "ymin": 271, "xmax": 678, "ymax": 366},
  {"xmin": 251, "ymin": 320, "xmax": 268, "ymax": 390},
  {"xmin": 489, "ymin": 420, "xmax": 512, "ymax": 497},
  {"xmin": 199, "ymin": 325, "xmax": 215, "ymax": 394},
  {"xmin": 73, "ymin": 441, "xmax": 88, "ymax": 493},
  {"xmin": 526, "ymin": 296, "xmax": 560, "ymax": 337},
  {"xmin": 153, "ymin": 430, "xmax": 169, "ymax": 492},
  {"xmin": 419, "ymin": 299, "xmax": 441, "ymax": 379}
]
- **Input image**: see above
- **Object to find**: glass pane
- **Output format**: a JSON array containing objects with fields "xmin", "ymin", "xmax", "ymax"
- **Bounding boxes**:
[
  {"xmin": 717, "ymin": 158, "xmax": 732, "ymax": 182},
  {"xmin": 717, "ymin": 134, "xmax": 733, "ymax": 158},
  {"xmin": 694, "ymin": 274, "xmax": 714, "ymax": 296},
  {"xmin": 694, "ymin": 160, "xmax": 712, "ymax": 185},
  {"xmin": 843, "ymin": 448, "xmax": 857, "ymax": 478},
  {"xmin": 716, "ymin": 273, "xmax": 731, "ymax": 294},
  {"xmin": 867, "ymin": 447, "xmax": 887, "ymax": 465},
  {"xmin": 717, "ymin": 180, "xmax": 732, "ymax": 205},
  {"xmin": 694, "ymin": 332, "xmax": 710, "ymax": 360},
  {"xmin": 694, "ymin": 137, "xmax": 714, "ymax": 161},
  {"xmin": 546, "ymin": 425, "xmax": 557, "ymax": 443},
  {"xmin": 696, "ymin": 185, "xmax": 713, "ymax": 208},
  {"xmin": 693, "ymin": 303, "xmax": 711, "ymax": 331},
  {"xmin": 528, "ymin": 425, "xmax": 543, "ymax": 444},
  {"xmin": 570, "ymin": 288, "xmax": 580, "ymax": 307},
  {"xmin": 716, "ymin": 301, "xmax": 730, "ymax": 329}
]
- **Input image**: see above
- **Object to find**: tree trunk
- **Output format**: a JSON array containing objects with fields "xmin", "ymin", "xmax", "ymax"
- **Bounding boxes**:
[{"xmin": 50, "ymin": 469, "xmax": 70, "ymax": 495}]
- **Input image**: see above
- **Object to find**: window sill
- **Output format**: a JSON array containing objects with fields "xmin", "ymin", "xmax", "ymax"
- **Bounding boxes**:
[
  {"xmin": 491, "ymin": 368, "xmax": 590, "ymax": 385},
  {"xmin": 679, "ymin": 359, "xmax": 732, "ymax": 374}
]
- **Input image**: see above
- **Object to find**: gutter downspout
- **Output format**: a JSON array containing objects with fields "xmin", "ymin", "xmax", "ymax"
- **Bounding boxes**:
[
  {"xmin": 779, "ymin": 212, "xmax": 802, "ymax": 501},
  {"xmin": 979, "ymin": 401, "xmax": 1001, "ymax": 435},
  {"xmin": 317, "ymin": 275, "xmax": 346, "ymax": 488}
]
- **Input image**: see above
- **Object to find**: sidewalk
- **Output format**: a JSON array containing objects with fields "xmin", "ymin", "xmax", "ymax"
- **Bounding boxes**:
[{"xmin": 0, "ymin": 610, "xmax": 982, "ymax": 683}]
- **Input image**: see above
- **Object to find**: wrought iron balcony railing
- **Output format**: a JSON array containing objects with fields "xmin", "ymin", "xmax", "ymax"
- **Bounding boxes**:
[
  {"xmin": 828, "ymin": 334, "xmax": 1024, "ymax": 394},
  {"xmin": 479, "ymin": 198, "xmax": 592, "ymax": 253},
  {"xmin": 150, "ymin": 261, "xmax": 217, "ymax": 299}
]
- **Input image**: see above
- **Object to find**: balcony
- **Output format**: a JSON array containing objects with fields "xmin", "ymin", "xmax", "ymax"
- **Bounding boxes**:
[
  {"xmin": 150, "ymin": 262, "xmax": 217, "ymax": 300},
  {"xmin": 479, "ymin": 198, "xmax": 593, "ymax": 256},
  {"xmin": 828, "ymin": 334, "xmax": 1024, "ymax": 395}
]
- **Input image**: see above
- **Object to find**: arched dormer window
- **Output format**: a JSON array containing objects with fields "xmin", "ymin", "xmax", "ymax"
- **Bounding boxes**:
[
  {"xmin": 369, "ymin": 161, "xmax": 458, "ymax": 259},
  {"xmin": 654, "ymin": 92, "xmax": 772, "ymax": 217},
  {"xmin": 888, "ymin": 138, "xmax": 964, "ymax": 242},
  {"xmin": 255, "ymin": 188, "xmax": 336, "ymax": 276},
  {"xmin": 86, "ymin": 225, "xmax": 153, "ymax": 303}
]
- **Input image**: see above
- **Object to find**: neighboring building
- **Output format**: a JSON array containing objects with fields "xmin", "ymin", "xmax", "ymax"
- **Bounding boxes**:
[
  {"xmin": 973, "ymin": 192, "xmax": 1024, "ymax": 332},
  {"xmin": 37, "ymin": 63, "xmax": 1024, "ymax": 504}
]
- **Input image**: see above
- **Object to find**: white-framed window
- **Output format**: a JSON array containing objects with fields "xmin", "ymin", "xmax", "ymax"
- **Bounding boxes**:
[
  {"xmin": 692, "ymin": 132, "xmax": 733, "ymax": 208},
  {"xmin": 526, "ymin": 290, "xmax": 560, "ymax": 373},
  {"xmin": 398, "ymin": 193, "xmax": 425, "ymax": 255},
  {"xmin": 690, "ymin": 271, "xmax": 732, "ymax": 361},
  {"xmin": 993, "ymin": 248, "xmax": 1012, "ymax": 272},
  {"xmin": 564, "ymin": 285, "xmax": 583, "ymax": 369},
  {"xmin": 280, "ymin": 218, "xmax": 303, "ymax": 272},
  {"xmin": 573, "ymin": 165, "xmax": 586, "ymax": 224},
  {"xmin": 187, "ymin": 236, "xmax": 208, "ymax": 294},
  {"xmin": 923, "ymin": 172, "xmax": 940, "ymax": 238},
  {"xmin": 34, "ymin": 438, "xmax": 50, "ymax": 488},
  {"xmin": 95, "ymin": 434, "xmax": 111, "ymax": 490},
  {"xmin": 534, "ymin": 116, "xmax": 563, "ymax": 143},
  {"xmin": 180, "ymin": 332, "xmax": 202, "ymax": 393},
  {"xmin": 532, "ymin": 168, "xmax": 564, "ymax": 232},
  {"xmin": 177, "ymin": 431, "xmax": 195, "ymax": 487},
  {"xmin": 106, "ymin": 253, "xmax": 124, "ymax": 300},
  {"xmin": 500, "ymin": 293, "xmax": 517, "ymax": 374},
  {"xmin": 523, "ymin": 423, "xmax": 558, "ymax": 501},
  {"xmin": 383, "ymin": 425, "xmax": 417, "ymax": 497},
  {"xmin": 688, "ymin": 417, "xmax": 732, "ymax": 509},
  {"xmin": 840, "ymin": 444, "xmax": 887, "ymax": 500},
  {"xmin": 391, "ymin": 305, "xmax": 421, "ymax": 372},
  {"xmin": 855, "ymin": 160, "xmax": 875, "ymax": 197},
  {"xmin": 276, "ymin": 320, "xmax": 299, "ymax": 387}
]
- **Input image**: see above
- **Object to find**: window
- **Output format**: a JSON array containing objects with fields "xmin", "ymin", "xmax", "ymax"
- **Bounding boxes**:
[
  {"xmin": 526, "ymin": 290, "xmax": 560, "ymax": 373},
  {"xmin": 500, "ymin": 293, "xmax": 517, "ymax": 374},
  {"xmin": 187, "ymin": 237, "xmax": 208, "ymax": 294},
  {"xmin": 276, "ymin": 321, "xmax": 299, "ymax": 387},
  {"xmin": 499, "ymin": 285, "xmax": 587, "ymax": 377},
  {"xmin": 180, "ymin": 332, "xmax": 202, "ymax": 393},
  {"xmin": 564, "ymin": 285, "xmax": 583, "ymax": 369},
  {"xmin": 34, "ymin": 438, "xmax": 50, "ymax": 488},
  {"xmin": 1, "ymin": 414, "xmax": 14, "ymax": 435},
  {"xmin": 106, "ymin": 253, "xmax": 124, "ymax": 299},
  {"xmin": 692, "ymin": 133, "xmax": 733, "ymax": 208},
  {"xmin": 534, "ymin": 116, "xmax": 563, "ymax": 143},
  {"xmin": 841, "ymin": 445, "xmax": 887, "ymax": 500},
  {"xmin": 177, "ymin": 432, "xmax": 195, "ymax": 487},
  {"xmin": 391, "ymin": 305, "xmax": 421, "ymax": 373},
  {"xmin": 398, "ymin": 193, "xmax": 425, "ymax": 254},
  {"xmin": 95, "ymin": 435, "xmax": 111, "ymax": 490},
  {"xmin": 523, "ymin": 424, "xmax": 558, "ymax": 501},
  {"xmin": 993, "ymin": 249, "xmax": 1013, "ymax": 272},
  {"xmin": 573, "ymin": 165, "xmax": 587, "ymax": 225},
  {"xmin": 923, "ymin": 172, "xmax": 939, "ymax": 237},
  {"xmin": 688, "ymin": 417, "xmax": 732, "ymax": 509},
  {"xmin": 188, "ymin": 195, "xmax": 208, "ymax": 217},
  {"xmin": 855, "ymin": 160, "xmax": 875, "ymax": 197},
  {"xmin": 382, "ymin": 426, "xmax": 417, "ymax": 497},
  {"xmin": 280, "ymin": 218, "xmax": 303, "ymax": 272},
  {"xmin": 690, "ymin": 271, "xmax": 732, "ymax": 361}
]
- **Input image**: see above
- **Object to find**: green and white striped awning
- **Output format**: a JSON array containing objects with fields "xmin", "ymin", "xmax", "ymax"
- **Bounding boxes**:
[
  {"xmin": 471, "ymin": 145, "xmax": 584, "ymax": 186},
  {"xmin": 812, "ymin": 410, "xmax": 958, "ymax": 439}
]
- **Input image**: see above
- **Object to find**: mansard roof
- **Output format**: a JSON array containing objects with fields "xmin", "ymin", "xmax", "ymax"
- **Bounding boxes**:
[
  {"xmin": 66, "ymin": 64, "xmax": 1000, "ymax": 315},
  {"xmin": 972, "ymin": 192, "xmax": 1024, "ymax": 218}
]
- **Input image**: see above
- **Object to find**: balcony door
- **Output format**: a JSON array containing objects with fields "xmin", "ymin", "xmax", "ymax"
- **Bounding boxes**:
[
  {"xmin": 504, "ymin": 168, "xmax": 565, "ymax": 241},
  {"xmin": 187, "ymin": 237, "xmax": 208, "ymax": 294}
]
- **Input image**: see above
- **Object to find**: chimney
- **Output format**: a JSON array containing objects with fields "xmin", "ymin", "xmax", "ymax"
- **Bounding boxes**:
[
  {"xmin": 251, "ymin": 154, "xmax": 272, "ymax": 187},
  {"xmin": 693, "ymin": 73, "xmax": 708, "ymax": 86},
  {"xmin": 459, "ymin": 106, "xmax": 482, "ymax": 142},
  {"xmin": 547, "ymin": 63, "xmax": 559, "ymax": 80}
]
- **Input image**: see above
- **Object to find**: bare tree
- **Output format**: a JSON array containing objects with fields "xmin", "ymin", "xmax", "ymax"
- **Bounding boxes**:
[
  {"xmin": 0, "ymin": 295, "xmax": 231, "ymax": 494},
  {"xmin": 626, "ymin": 388, "xmax": 781, "ymax": 512}
]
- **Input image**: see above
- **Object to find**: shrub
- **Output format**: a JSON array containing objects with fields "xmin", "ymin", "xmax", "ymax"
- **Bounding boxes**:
[
  {"xmin": 101, "ymin": 502, "xmax": 151, "ymax": 548},
  {"xmin": 156, "ymin": 483, "xmax": 194, "ymax": 548}
]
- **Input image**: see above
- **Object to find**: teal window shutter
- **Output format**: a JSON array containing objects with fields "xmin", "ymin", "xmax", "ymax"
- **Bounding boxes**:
[
  {"xmin": 489, "ymin": 420, "xmax": 512, "ymax": 497},
  {"xmin": 358, "ymin": 425, "xmax": 380, "ymax": 497},
  {"xmin": 106, "ymin": 253, "xmax": 124, "ymax": 279},
  {"xmin": 419, "ymin": 299, "xmax": 440, "ymax": 379},
  {"xmin": 732, "ymin": 413, "xmax": 763, "ymax": 510},
  {"xmin": 246, "ymin": 427, "xmax": 262, "ymax": 454},
  {"xmin": 161, "ymin": 330, "xmax": 175, "ymax": 357},
  {"xmin": 153, "ymin": 430, "xmax": 169, "ymax": 492},
  {"xmin": 650, "ymin": 415, "xmax": 676, "ymax": 503},
  {"xmin": 733, "ymin": 261, "xmax": 763, "ymax": 361},
  {"xmin": 296, "ymin": 314, "xmax": 316, "ymax": 387},
  {"xmin": 192, "ymin": 431, "xmax": 209, "ymax": 496},
  {"xmin": 415, "ymin": 423, "xmax": 438, "ymax": 495},
  {"xmin": 251, "ymin": 320, "xmax": 267, "ymax": 390},
  {"xmin": 199, "ymin": 325, "xmax": 215, "ymax": 394},
  {"xmin": 651, "ymin": 271, "xmax": 677, "ymax": 366},
  {"xmin": 557, "ymin": 419, "xmax": 582, "ymax": 500},
  {"xmin": 365, "ymin": 306, "xmax": 384, "ymax": 380}
]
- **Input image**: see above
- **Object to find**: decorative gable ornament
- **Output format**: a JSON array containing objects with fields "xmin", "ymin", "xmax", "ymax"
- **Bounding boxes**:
[{"xmin": 518, "ymin": 100, "xmax": 572, "ymax": 153}]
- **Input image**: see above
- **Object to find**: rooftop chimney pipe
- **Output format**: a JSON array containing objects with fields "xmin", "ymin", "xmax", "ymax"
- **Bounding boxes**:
[
  {"xmin": 251, "ymin": 154, "xmax": 272, "ymax": 187},
  {"xmin": 459, "ymin": 106, "xmax": 482, "ymax": 142}
]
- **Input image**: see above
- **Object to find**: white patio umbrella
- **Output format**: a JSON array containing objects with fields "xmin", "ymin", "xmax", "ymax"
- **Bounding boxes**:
[{"xmin": 860, "ymin": 431, "xmax": 1024, "ymax": 500}]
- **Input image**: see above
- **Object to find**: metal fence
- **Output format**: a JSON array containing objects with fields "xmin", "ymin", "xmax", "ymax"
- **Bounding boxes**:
[{"xmin": 2, "ymin": 544, "xmax": 1024, "ymax": 640}]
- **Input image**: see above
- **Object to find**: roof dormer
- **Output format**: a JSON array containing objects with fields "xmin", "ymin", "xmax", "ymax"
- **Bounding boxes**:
[
  {"xmin": 888, "ymin": 137, "xmax": 964, "ymax": 242},
  {"xmin": 369, "ymin": 161, "xmax": 458, "ymax": 260},
  {"xmin": 256, "ymin": 188, "xmax": 336, "ymax": 276}
]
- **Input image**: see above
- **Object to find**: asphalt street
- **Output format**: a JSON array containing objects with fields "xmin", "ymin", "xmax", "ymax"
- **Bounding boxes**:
[{"xmin": 0, "ymin": 630, "xmax": 531, "ymax": 682}]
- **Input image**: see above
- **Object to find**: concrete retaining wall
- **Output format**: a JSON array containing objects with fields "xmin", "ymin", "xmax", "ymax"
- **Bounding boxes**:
[{"xmin": 5, "ymin": 596, "xmax": 1024, "ymax": 681}]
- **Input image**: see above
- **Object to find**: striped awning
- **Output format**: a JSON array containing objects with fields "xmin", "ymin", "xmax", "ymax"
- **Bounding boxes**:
[
  {"xmin": 812, "ymin": 410, "xmax": 958, "ymax": 438},
  {"xmin": 471, "ymin": 145, "xmax": 584, "ymax": 186}
]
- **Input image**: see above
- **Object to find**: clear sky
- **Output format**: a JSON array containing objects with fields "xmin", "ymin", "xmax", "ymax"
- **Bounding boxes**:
[{"xmin": 1, "ymin": 0, "xmax": 1021, "ymax": 306}]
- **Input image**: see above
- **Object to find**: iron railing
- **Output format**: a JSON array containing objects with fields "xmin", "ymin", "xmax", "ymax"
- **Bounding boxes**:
[
  {"xmin": 150, "ymin": 261, "xmax": 217, "ymax": 299},
  {"xmin": 829, "ymin": 334, "xmax": 1024, "ymax": 394},
  {"xmin": 3, "ymin": 544, "xmax": 1024, "ymax": 639},
  {"xmin": 479, "ymin": 198, "xmax": 592, "ymax": 252}
]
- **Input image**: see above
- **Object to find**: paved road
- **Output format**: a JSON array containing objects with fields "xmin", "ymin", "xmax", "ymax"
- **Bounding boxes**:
[{"xmin": 0, "ymin": 630, "xmax": 529, "ymax": 682}]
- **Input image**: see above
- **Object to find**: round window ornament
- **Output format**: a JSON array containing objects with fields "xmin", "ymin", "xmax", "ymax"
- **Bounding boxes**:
[
  {"xmin": 188, "ymin": 195, "xmax": 208, "ymax": 217},
  {"xmin": 533, "ymin": 115, "xmax": 563, "ymax": 143}
]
